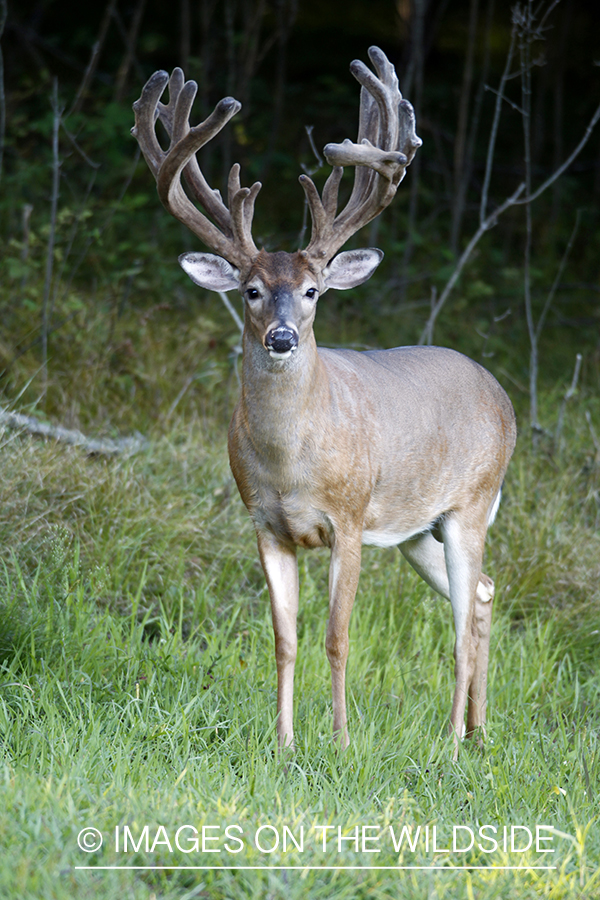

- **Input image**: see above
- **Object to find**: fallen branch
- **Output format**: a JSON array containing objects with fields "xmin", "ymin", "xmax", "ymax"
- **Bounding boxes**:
[{"xmin": 0, "ymin": 408, "xmax": 147, "ymax": 456}]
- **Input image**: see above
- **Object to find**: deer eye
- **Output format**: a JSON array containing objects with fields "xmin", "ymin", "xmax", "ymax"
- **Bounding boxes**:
[
  {"xmin": 305, "ymin": 287, "xmax": 317, "ymax": 299},
  {"xmin": 246, "ymin": 288, "xmax": 260, "ymax": 300}
]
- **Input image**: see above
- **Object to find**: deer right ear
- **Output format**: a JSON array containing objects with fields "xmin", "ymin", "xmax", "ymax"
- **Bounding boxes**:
[{"xmin": 179, "ymin": 252, "xmax": 240, "ymax": 291}]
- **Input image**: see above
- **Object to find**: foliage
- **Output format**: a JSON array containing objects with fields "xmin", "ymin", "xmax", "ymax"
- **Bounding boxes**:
[{"xmin": 1, "ymin": 0, "xmax": 600, "ymax": 379}]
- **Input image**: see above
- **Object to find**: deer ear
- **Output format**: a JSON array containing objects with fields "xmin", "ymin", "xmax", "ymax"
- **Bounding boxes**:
[
  {"xmin": 179, "ymin": 252, "xmax": 240, "ymax": 291},
  {"xmin": 322, "ymin": 248, "xmax": 383, "ymax": 291}
]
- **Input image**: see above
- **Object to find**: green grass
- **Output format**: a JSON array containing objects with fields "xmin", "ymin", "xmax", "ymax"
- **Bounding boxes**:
[{"xmin": 0, "ymin": 301, "xmax": 599, "ymax": 898}]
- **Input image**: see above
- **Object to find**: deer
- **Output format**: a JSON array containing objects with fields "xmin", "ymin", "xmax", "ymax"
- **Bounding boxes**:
[{"xmin": 132, "ymin": 46, "xmax": 516, "ymax": 759}]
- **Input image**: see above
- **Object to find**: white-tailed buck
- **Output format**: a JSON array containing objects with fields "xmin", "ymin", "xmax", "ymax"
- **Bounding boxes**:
[{"xmin": 133, "ymin": 47, "xmax": 516, "ymax": 757}]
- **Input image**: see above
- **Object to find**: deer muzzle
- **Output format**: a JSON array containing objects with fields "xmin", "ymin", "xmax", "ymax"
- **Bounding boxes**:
[{"xmin": 265, "ymin": 326, "xmax": 299, "ymax": 360}]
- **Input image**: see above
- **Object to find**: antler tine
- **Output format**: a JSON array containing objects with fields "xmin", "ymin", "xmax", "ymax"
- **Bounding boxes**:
[
  {"xmin": 367, "ymin": 47, "xmax": 422, "ymax": 171},
  {"xmin": 133, "ymin": 69, "xmax": 262, "ymax": 270},
  {"xmin": 131, "ymin": 70, "xmax": 170, "ymax": 174},
  {"xmin": 227, "ymin": 164, "xmax": 262, "ymax": 258},
  {"xmin": 150, "ymin": 69, "xmax": 226, "ymax": 227},
  {"xmin": 299, "ymin": 174, "xmax": 327, "ymax": 240},
  {"xmin": 230, "ymin": 181, "xmax": 262, "ymax": 259},
  {"xmin": 159, "ymin": 72, "xmax": 234, "ymax": 234},
  {"xmin": 156, "ymin": 67, "xmax": 185, "ymax": 138},
  {"xmin": 166, "ymin": 76, "xmax": 236, "ymax": 234},
  {"xmin": 321, "ymin": 166, "xmax": 344, "ymax": 219},
  {"xmin": 397, "ymin": 98, "xmax": 422, "ymax": 170},
  {"xmin": 347, "ymin": 49, "xmax": 399, "ymax": 207},
  {"xmin": 362, "ymin": 46, "xmax": 400, "ymax": 146},
  {"xmin": 170, "ymin": 78, "xmax": 198, "ymax": 143},
  {"xmin": 298, "ymin": 167, "xmax": 343, "ymax": 260},
  {"xmin": 228, "ymin": 162, "xmax": 243, "ymax": 203},
  {"xmin": 341, "ymin": 85, "xmax": 381, "ymax": 220},
  {"xmin": 155, "ymin": 98, "xmax": 251, "ymax": 264},
  {"xmin": 350, "ymin": 47, "xmax": 404, "ymax": 205},
  {"xmin": 301, "ymin": 46, "xmax": 422, "ymax": 265},
  {"xmin": 242, "ymin": 183, "xmax": 261, "ymax": 243}
]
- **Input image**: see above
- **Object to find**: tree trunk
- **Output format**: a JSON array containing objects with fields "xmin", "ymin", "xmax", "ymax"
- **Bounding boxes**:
[
  {"xmin": 114, "ymin": 0, "xmax": 147, "ymax": 103},
  {"xmin": 400, "ymin": 0, "xmax": 427, "ymax": 303},
  {"xmin": 180, "ymin": 0, "xmax": 191, "ymax": 72},
  {"xmin": 450, "ymin": 0, "xmax": 479, "ymax": 257}
]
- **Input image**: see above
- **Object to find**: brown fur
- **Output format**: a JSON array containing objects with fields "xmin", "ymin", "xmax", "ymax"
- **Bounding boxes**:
[{"xmin": 227, "ymin": 251, "xmax": 516, "ymax": 755}]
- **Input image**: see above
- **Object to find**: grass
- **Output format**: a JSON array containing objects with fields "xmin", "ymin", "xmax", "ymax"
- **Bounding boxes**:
[{"xmin": 0, "ymin": 298, "xmax": 599, "ymax": 899}]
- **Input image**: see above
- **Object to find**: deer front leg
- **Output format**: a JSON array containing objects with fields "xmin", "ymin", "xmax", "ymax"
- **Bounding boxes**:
[
  {"xmin": 326, "ymin": 532, "xmax": 363, "ymax": 749},
  {"xmin": 257, "ymin": 531, "xmax": 299, "ymax": 751}
]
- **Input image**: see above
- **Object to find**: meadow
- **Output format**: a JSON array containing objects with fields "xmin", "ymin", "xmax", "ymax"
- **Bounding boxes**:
[{"xmin": 0, "ymin": 296, "xmax": 598, "ymax": 900}]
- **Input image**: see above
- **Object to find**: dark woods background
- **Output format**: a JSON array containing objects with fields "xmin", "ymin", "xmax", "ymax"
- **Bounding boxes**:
[{"xmin": 1, "ymin": 0, "xmax": 599, "ymax": 431}]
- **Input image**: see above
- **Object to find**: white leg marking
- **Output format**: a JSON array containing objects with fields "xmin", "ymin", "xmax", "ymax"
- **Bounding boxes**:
[
  {"xmin": 487, "ymin": 489, "xmax": 502, "ymax": 526},
  {"xmin": 476, "ymin": 576, "xmax": 494, "ymax": 603}
]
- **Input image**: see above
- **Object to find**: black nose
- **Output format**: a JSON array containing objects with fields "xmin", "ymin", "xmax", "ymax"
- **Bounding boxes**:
[{"xmin": 265, "ymin": 326, "xmax": 298, "ymax": 354}]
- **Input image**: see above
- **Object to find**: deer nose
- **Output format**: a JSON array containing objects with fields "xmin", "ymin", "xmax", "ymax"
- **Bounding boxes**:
[{"xmin": 265, "ymin": 326, "xmax": 298, "ymax": 355}]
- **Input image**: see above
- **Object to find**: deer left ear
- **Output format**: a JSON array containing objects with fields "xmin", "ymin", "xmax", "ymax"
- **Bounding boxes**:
[{"xmin": 322, "ymin": 248, "xmax": 383, "ymax": 291}]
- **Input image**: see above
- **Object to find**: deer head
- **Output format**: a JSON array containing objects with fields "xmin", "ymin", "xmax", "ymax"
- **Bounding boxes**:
[{"xmin": 132, "ymin": 48, "xmax": 421, "ymax": 361}]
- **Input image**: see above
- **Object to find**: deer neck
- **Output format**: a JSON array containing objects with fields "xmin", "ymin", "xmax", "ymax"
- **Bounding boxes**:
[{"xmin": 239, "ymin": 328, "xmax": 327, "ymax": 460}]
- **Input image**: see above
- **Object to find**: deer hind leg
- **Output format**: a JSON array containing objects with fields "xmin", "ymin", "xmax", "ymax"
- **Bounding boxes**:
[
  {"xmin": 257, "ymin": 531, "xmax": 299, "ymax": 751},
  {"xmin": 440, "ymin": 513, "xmax": 490, "ymax": 759},
  {"xmin": 326, "ymin": 531, "xmax": 363, "ymax": 749},
  {"xmin": 399, "ymin": 529, "xmax": 494, "ymax": 606},
  {"xmin": 399, "ymin": 523, "xmax": 493, "ymax": 756},
  {"xmin": 466, "ymin": 573, "xmax": 494, "ymax": 740}
]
